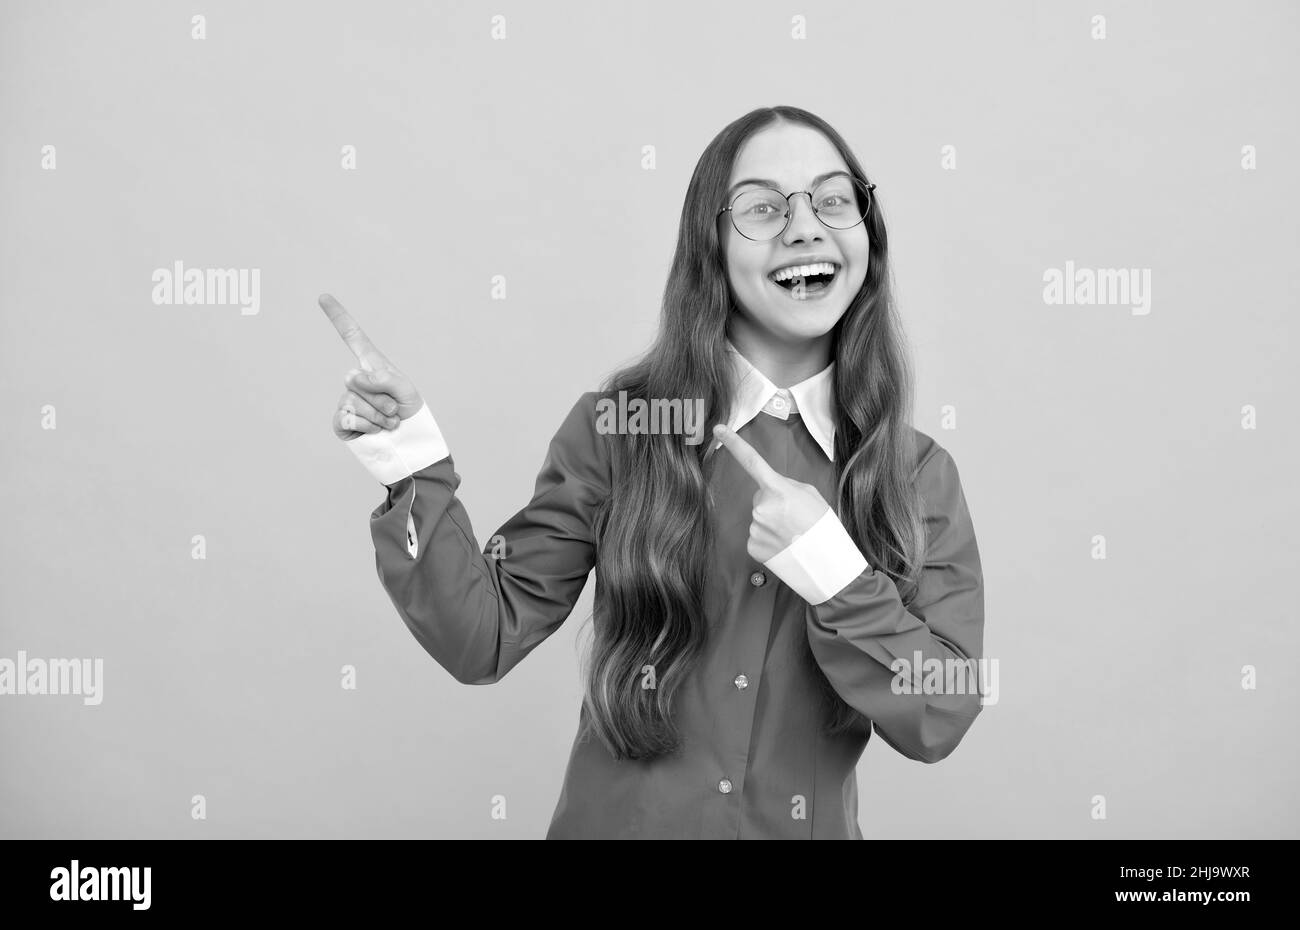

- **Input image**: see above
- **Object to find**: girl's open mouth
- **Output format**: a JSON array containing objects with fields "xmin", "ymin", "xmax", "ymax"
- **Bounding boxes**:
[{"xmin": 767, "ymin": 262, "xmax": 839, "ymax": 300}]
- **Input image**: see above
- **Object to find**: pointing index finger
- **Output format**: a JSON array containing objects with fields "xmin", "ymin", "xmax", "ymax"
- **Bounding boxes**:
[
  {"xmin": 713, "ymin": 424, "xmax": 782, "ymax": 488},
  {"xmin": 318, "ymin": 293, "xmax": 389, "ymax": 372}
]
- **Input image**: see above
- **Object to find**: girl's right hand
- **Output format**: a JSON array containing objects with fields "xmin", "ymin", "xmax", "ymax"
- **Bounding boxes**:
[{"xmin": 319, "ymin": 293, "xmax": 426, "ymax": 441}]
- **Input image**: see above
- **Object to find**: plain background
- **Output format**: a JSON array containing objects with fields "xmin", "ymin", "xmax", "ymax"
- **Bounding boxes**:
[{"xmin": 1, "ymin": 0, "xmax": 1297, "ymax": 839}]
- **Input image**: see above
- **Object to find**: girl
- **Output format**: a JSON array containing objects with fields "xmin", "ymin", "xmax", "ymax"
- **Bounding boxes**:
[{"xmin": 322, "ymin": 105, "xmax": 985, "ymax": 840}]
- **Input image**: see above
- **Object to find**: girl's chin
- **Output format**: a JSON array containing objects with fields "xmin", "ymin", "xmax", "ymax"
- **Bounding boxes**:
[
  {"xmin": 766, "ymin": 296, "xmax": 845, "ymax": 316},
  {"xmin": 761, "ymin": 292, "xmax": 847, "ymax": 325},
  {"xmin": 754, "ymin": 311, "xmax": 843, "ymax": 341},
  {"xmin": 733, "ymin": 290, "xmax": 848, "ymax": 339}
]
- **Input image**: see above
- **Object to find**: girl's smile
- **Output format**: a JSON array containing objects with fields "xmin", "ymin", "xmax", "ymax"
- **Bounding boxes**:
[{"xmin": 766, "ymin": 255, "xmax": 842, "ymax": 301}]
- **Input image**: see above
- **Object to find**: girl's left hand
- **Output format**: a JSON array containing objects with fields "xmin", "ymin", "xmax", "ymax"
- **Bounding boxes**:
[{"xmin": 713, "ymin": 424, "xmax": 832, "ymax": 563}]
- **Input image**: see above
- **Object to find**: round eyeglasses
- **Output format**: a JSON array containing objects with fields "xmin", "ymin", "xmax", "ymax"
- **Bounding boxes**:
[{"xmin": 717, "ymin": 174, "xmax": 876, "ymax": 241}]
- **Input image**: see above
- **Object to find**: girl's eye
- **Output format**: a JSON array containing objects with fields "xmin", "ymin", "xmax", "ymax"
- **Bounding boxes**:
[{"xmin": 733, "ymin": 190, "xmax": 787, "ymax": 224}]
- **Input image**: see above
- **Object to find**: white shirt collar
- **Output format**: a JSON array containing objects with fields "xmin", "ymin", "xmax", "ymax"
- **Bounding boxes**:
[{"xmin": 717, "ymin": 339, "xmax": 837, "ymax": 461}]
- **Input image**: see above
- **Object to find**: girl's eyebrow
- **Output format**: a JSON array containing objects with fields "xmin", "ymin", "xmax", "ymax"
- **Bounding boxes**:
[{"xmin": 726, "ymin": 169, "xmax": 850, "ymax": 200}]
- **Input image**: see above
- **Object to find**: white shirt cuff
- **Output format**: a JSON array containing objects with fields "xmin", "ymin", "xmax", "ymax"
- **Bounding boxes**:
[
  {"xmin": 763, "ymin": 507, "xmax": 870, "ymax": 605},
  {"xmin": 345, "ymin": 402, "xmax": 449, "ymax": 486}
]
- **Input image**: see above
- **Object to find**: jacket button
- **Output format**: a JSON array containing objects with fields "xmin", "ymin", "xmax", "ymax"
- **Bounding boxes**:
[
  {"xmin": 750, "ymin": 571, "xmax": 766, "ymax": 587},
  {"xmin": 733, "ymin": 674, "xmax": 749, "ymax": 691},
  {"xmin": 718, "ymin": 778, "xmax": 733, "ymax": 794}
]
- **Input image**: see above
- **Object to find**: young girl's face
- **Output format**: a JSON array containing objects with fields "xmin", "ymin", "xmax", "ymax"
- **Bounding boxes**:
[{"xmin": 720, "ymin": 122, "xmax": 871, "ymax": 346}]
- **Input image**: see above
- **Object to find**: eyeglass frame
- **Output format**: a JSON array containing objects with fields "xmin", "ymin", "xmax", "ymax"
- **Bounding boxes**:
[{"xmin": 716, "ymin": 174, "xmax": 878, "ymax": 241}]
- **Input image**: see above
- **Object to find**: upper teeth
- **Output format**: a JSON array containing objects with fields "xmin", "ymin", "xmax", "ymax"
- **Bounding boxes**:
[{"xmin": 770, "ymin": 262, "xmax": 836, "ymax": 282}]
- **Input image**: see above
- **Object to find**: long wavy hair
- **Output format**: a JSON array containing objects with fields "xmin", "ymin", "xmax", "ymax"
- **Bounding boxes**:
[{"xmin": 581, "ymin": 106, "xmax": 925, "ymax": 761}]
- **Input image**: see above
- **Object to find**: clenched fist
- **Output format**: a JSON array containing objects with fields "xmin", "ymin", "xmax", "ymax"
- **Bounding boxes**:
[{"xmin": 319, "ymin": 293, "xmax": 425, "ymax": 441}]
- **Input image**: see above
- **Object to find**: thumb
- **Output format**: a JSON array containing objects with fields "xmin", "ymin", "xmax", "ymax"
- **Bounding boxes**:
[{"xmin": 361, "ymin": 369, "xmax": 395, "ymax": 386}]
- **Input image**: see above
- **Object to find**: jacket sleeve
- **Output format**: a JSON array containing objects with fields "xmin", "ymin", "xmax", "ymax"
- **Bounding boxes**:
[
  {"xmin": 800, "ymin": 444, "xmax": 985, "ymax": 763},
  {"xmin": 346, "ymin": 392, "xmax": 608, "ymax": 684}
]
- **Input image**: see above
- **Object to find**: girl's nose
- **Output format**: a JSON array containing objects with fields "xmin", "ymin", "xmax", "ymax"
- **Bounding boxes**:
[{"xmin": 783, "ymin": 193, "xmax": 823, "ymax": 242}]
